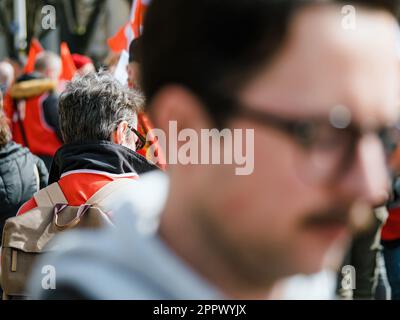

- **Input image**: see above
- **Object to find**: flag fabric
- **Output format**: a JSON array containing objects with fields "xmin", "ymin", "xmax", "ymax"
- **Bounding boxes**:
[
  {"xmin": 131, "ymin": 0, "xmax": 143, "ymax": 40},
  {"xmin": 107, "ymin": 0, "xmax": 149, "ymax": 53},
  {"xmin": 138, "ymin": 113, "xmax": 167, "ymax": 170},
  {"xmin": 24, "ymin": 39, "xmax": 44, "ymax": 73},
  {"xmin": 113, "ymin": 50, "xmax": 130, "ymax": 86},
  {"xmin": 108, "ymin": 0, "xmax": 163, "ymax": 168},
  {"xmin": 59, "ymin": 42, "xmax": 77, "ymax": 81},
  {"xmin": 107, "ymin": 25, "xmax": 130, "ymax": 53}
]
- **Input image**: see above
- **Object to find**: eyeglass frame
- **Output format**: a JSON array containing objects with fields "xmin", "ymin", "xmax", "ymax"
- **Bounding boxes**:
[
  {"xmin": 229, "ymin": 103, "xmax": 400, "ymax": 183},
  {"xmin": 115, "ymin": 121, "xmax": 146, "ymax": 151},
  {"xmin": 128, "ymin": 125, "xmax": 147, "ymax": 151}
]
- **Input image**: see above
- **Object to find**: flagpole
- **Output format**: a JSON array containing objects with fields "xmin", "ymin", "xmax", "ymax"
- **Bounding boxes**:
[{"xmin": 14, "ymin": 0, "xmax": 28, "ymax": 57}]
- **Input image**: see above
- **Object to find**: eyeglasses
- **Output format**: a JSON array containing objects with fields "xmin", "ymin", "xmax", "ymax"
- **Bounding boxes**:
[
  {"xmin": 128, "ymin": 125, "xmax": 147, "ymax": 151},
  {"xmin": 234, "ymin": 105, "xmax": 400, "ymax": 184}
]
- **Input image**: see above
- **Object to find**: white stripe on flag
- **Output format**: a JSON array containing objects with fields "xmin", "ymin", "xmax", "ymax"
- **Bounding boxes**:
[
  {"xmin": 125, "ymin": 23, "xmax": 134, "ymax": 50},
  {"xmin": 113, "ymin": 50, "xmax": 129, "ymax": 86},
  {"xmin": 130, "ymin": 0, "xmax": 138, "ymax": 21}
]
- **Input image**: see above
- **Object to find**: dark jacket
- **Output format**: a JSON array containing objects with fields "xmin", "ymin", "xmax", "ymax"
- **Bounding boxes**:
[
  {"xmin": 17, "ymin": 141, "xmax": 160, "ymax": 217},
  {"xmin": 0, "ymin": 142, "xmax": 48, "ymax": 233},
  {"xmin": 48, "ymin": 141, "xmax": 159, "ymax": 184}
]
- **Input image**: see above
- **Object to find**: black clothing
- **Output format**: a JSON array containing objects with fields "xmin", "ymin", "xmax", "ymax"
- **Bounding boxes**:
[
  {"xmin": 48, "ymin": 141, "xmax": 159, "ymax": 184},
  {"xmin": 0, "ymin": 142, "xmax": 48, "ymax": 233}
]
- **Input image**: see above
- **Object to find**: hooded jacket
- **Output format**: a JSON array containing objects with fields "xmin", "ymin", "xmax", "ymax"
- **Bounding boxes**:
[
  {"xmin": 17, "ymin": 141, "xmax": 159, "ymax": 215},
  {"xmin": 0, "ymin": 142, "xmax": 48, "ymax": 233}
]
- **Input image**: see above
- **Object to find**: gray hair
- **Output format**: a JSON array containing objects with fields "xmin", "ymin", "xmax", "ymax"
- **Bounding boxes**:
[
  {"xmin": 59, "ymin": 71, "xmax": 144, "ymax": 144},
  {"xmin": 0, "ymin": 92, "xmax": 11, "ymax": 148},
  {"xmin": 34, "ymin": 51, "xmax": 61, "ymax": 78},
  {"xmin": 0, "ymin": 61, "xmax": 15, "ymax": 91}
]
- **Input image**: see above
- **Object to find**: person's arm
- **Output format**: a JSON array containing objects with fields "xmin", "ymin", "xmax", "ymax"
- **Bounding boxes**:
[
  {"xmin": 16, "ymin": 157, "xmax": 47, "ymax": 216},
  {"xmin": 34, "ymin": 156, "xmax": 49, "ymax": 189}
]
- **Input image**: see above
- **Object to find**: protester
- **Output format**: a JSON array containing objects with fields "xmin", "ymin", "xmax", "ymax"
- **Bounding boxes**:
[
  {"xmin": 4, "ymin": 51, "xmax": 63, "ymax": 169},
  {"xmin": 4, "ymin": 55, "xmax": 25, "ymax": 82},
  {"xmin": 0, "ymin": 91, "xmax": 48, "ymax": 235},
  {"xmin": 29, "ymin": 0, "xmax": 400, "ymax": 299},
  {"xmin": 381, "ymin": 176, "xmax": 400, "ymax": 299},
  {"xmin": 337, "ymin": 210, "xmax": 385, "ymax": 299},
  {"xmin": 0, "ymin": 61, "xmax": 15, "ymax": 94},
  {"xmin": 16, "ymin": 70, "xmax": 158, "ymax": 216}
]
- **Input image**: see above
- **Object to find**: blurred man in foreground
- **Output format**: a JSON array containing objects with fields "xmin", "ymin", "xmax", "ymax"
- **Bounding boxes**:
[{"xmin": 30, "ymin": 0, "xmax": 400, "ymax": 299}]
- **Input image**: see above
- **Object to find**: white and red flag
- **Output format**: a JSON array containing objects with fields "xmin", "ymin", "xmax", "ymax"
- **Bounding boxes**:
[{"xmin": 107, "ymin": 0, "xmax": 150, "ymax": 53}]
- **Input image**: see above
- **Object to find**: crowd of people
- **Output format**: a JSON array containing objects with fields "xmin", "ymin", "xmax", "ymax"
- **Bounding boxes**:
[{"xmin": 1, "ymin": 0, "xmax": 400, "ymax": 300}]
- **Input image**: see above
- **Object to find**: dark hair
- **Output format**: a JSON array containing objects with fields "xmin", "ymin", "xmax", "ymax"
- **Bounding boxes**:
[
  {"xmin": 129, "ymin": 38, "xmax": 142, "ymax": 64},
  {"xmin": 0, "ymin": 92, "xmax": 11, "ymax": 148},
  {"xmin": 141, "ymin": 0, "xmax": 399, "ymax": 126},
  {"xmin": 59, "ymin": 71, "xmax": 143, "ymax": 144}
]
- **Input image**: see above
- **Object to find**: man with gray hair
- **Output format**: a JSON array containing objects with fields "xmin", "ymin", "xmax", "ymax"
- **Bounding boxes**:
[
  {"xmin": 5, "ymin": 51, "xmax": 63, "ymax": 169},
  {"xmin": 16, "ymin": 70, "xmax": 158, "ymax": 217},
  {"xmin": 33, "ymin": 51, "xmax": 62, "ymax": 82}
]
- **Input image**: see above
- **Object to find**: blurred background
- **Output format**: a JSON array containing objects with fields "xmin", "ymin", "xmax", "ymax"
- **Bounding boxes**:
[{"xmin": 0, "ymin": 0, "xmax": 131, "ymax": 66}]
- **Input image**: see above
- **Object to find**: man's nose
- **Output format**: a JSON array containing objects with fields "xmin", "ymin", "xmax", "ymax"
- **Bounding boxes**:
[{"xmin": 340, "ymin": 134, "xmax": 390, "ymax": 206}]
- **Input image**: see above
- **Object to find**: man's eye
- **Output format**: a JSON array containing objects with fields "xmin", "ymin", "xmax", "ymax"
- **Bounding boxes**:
[
  {"xmin": 379, "ymin": 126, "xmax": 400, "ymax": 155},
  {"xmin": 294, "ymin": 122, "xmax": 345, "ymax": 149},
  {"xmin": 292, "ymin": 122, "xmax": 317, "ymax": 148},
  {"xmin": 314, "ymin": 128, "xmax": 347, "ymax": 150}
]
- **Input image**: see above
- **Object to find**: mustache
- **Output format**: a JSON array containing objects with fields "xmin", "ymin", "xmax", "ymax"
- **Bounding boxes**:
[{"xmin": 302, "ymin": 207, "xmax": 351, "ymax": 228}]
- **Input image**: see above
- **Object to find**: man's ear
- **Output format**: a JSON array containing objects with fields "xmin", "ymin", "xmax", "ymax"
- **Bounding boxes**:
[
  {"xmin": 148, "ymin": 85, "xmax": 212, "ymax": 134},
  {"xmin": 112, "ymin": 121, "xmax": 129, "ymax": 145}
]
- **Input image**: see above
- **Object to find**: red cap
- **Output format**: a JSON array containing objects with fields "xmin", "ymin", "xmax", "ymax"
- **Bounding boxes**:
[{"xmin": 72, "ymin": 54, "xmax": 93, "ymax": 70}]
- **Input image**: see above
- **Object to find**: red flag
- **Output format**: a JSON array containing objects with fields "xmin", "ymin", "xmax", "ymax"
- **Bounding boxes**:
[
  {"xmin": 59, "ymin": 42, "xmax": 77, "ymax": 81},
  {"xmin": 138, "ymin": 113, "xmax": 166, "ymax": 170},
  {"xmin": 107, "ymin": 24, "xmax": 130, "ymax": 53},
  {"xmin": 131, "ymin": 0, "xmax": 143, "ymax": 39},
  {"xmin": 24, "ymin": 39, "xmax": 44, "ymax": 73},
  {"xmin": 107, "ymin": 0, "xmax": 148, "ymax": 53}
]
